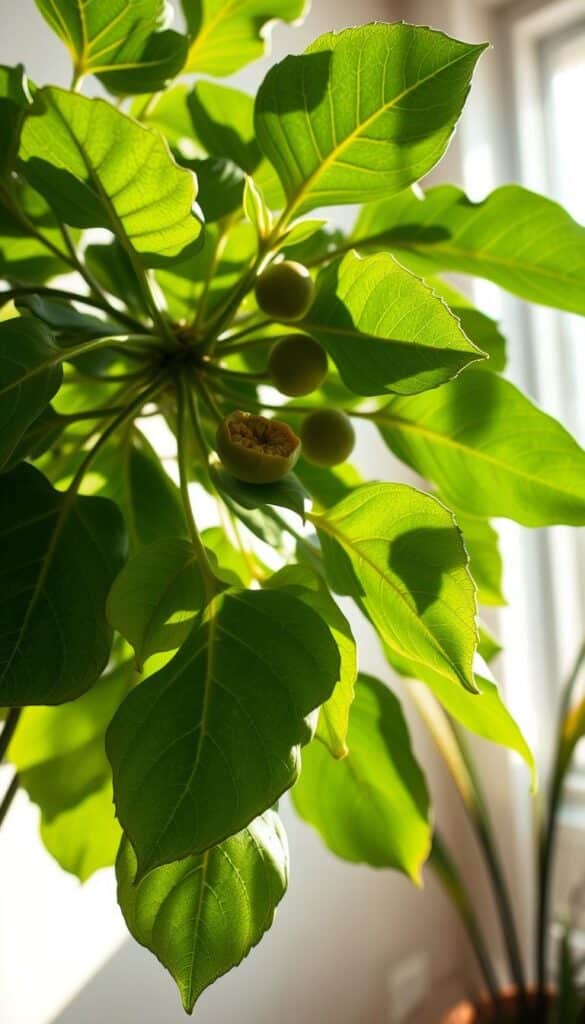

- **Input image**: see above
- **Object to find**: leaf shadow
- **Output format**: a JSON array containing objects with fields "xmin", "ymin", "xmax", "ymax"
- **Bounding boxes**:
[{"xmin": 388, "ymin": 526, "xmax": 463, "ymax": 616}]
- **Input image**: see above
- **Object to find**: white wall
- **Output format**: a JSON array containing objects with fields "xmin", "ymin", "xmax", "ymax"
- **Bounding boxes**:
[{"xmin": 0, "ymin": 1, "xmax": 485, "ymax": 1022}]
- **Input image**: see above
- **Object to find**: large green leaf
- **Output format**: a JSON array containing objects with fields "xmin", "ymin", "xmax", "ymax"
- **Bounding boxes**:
[
  {"xmin": 107, "ymin": 588, "xmax": 340, "ymax": 876},
  {"xmin": 0, "ymin": 65, "xmax": 31, "ymax": 178},
  {"xmin": 187, "ymin": 81, "xmax": 283, "ymax": 208},
  {"xmin": 386, "ymin": 647, "xmax": 535, "ymax": 785},
  {"xmin": 182, "ymin": 0, "xmax": 308, "ymax": 76},
  {"xmin": 19, "ymin": 88, "xmax": 201, "ymax": 266},
  {"xmin": 60, "ymin": 431, "xmax": 186, "ymax": 552},
  {"xmin": 34, "ymin": 0, "xmax": 187, "ymax": 94},
  {"xmin": 211, "ymin": 463, "xmax": 307, "ymax": 520},
  {"xmin": 117, "ymin": 809, "xmax": 289, "ymax": 1013},
  {"xmin": 352, "ymin": 184, "xmax": 585, "ymax": 316},
  {"xmin": 0, "ymin": 464, "xmax": 126, "ymax": 705},
  {"xmin": 315, "ymin": 483, "xmax": 478, "ymax": 693},
  {"xmin": 255, "ymin": 24, "xmax": 486, "ymax": 218},
  {"xmin": 41, "ymin": 780, "xmax": 121, "ymax": 882},
  {"xmin": 107, "ymin": 538, "xmax": 206, "ymax": 670},
  {"xmin": 376, "ymin": 373, "xmax": 585, "ymax": 526},
  {"xmin": 0, "ymin": 184, "xmax": 71, "ymax": 283},
  {"xmin": 0, "ymin": 317, "xmax": 62, "ymax": 471},
  {"xmin": 264, "ymin": 564, "xmax": 357, "ymax": 759},
  {"xmin": 293, "ymin": 674, "xmax": 431, "ymax": 881},
  {"xmin": 303, "ymin": 251, "xmax": 484, "ymax": 396}
]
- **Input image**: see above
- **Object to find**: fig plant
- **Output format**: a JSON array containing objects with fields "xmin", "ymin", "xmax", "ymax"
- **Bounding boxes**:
[{"xmin": 1, "ymin": 2, "xmax": 585, "ymax": 1019}]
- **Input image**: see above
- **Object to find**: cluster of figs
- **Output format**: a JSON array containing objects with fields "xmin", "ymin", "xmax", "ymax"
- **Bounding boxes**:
[{"xmin": 216, "ymin": 259, "xmax": 356, "ymax": 485}]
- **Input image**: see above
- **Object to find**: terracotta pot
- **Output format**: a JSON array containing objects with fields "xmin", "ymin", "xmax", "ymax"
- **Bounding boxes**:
[{"xmin": 442, "ymin": 987, "xmax": 555, "ymax": 1023}]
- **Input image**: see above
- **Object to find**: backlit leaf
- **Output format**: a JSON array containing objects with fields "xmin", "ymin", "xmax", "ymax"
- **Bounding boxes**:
[
  {"xmin": 255, "ymin": 24, "xmax": 486, "ymax": 217},
  {"xmin": 117, "ymin": 809, "xmax": 288, "ymax": 1012},
  {"xmin": 107, "ymin": 588, "xmax": 340, "ymax": 876},
  {"xmin": 182, "ymin": 0, "xmax": 308, "ymax": 76},
  {"xmin": 293, "ymin": 674, "xmax": 431, "ymax": 880}
]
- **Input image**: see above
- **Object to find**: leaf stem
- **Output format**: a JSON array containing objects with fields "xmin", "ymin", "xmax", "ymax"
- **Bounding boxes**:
[
  {"xmin": 408, "ymin": 683, "xmax": 527, "ymax": 1004},
  {"xmin": 537, "ymin": 639, "xmax": 585, "ymax": 1001},
  {"xmin": 176, "ymin": 380, "xmax": 217, "ymax": 595},
  {"xmin": 0, "ymin": 708, "xmax": 21, "ymax": 762},
  {"xmin": 0, "ymin": 334, "xmax": 154, "ymax": 402},
  {"xmin": 0, "ymin": 286, "xmax": 149, "ymax": 334},
  {"xmin": 57, "ymin": 221, "xmax": 110, "ymax": 303},
  {"xmin": 67, "ymin": 374, "xmax": 165, "ymax": 496},
  {"xmin": 430, "ymin": 832, "xmax": 503, "ymax": 1011},
  {"xmin": 204, "ymin": 364, "xmax": 269, "ymax": 385},
  {"xmin": 0, "ymin": 773, "xmax": 19, "ymax": 828},
  {"xmin": 197, "ymin": 376, "xmax": 224, "ymax": 424},
  {"xmin": 216, "ymin": 318, "xmax": 273, "ymax": 347}
]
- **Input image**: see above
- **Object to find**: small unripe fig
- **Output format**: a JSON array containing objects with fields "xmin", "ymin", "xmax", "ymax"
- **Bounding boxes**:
[
  {"xmin": 268, "ymin": 335, "xmax": 328, "ymax": 397},
  {"xmin": 300, "ymin": 409, "xmax": 355, "ymax": 467},
  {"xmin": 216, "ymin": 409, "xmax": 301, "ymax": 484},
  {"xmin": 255, "ymin": 260, "xmax": 314, "ymax": 322}
]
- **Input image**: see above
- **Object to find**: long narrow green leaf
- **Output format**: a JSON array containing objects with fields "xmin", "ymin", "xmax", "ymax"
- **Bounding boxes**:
[
  {"xmin": 353, "ymin": 184, "xmax": 585, "ymax": 316},
  {"xmin": 376, "ymin": 373, "xmax": 585, "ymax": 526}
]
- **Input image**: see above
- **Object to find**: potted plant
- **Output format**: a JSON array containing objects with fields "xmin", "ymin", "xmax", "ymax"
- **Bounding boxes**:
[{"xmin": 1, "ymin": 1, "xmax": 584, "ymax": 1020}]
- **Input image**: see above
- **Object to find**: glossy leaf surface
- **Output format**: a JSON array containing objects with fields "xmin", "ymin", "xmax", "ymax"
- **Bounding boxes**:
[
  {"xmin": 107, "ymin": 588, "xmax": 340, "ymax": 876},
  {"xmin": 0, "ymin": 464, "xmax": 126, "ymax": 705},
  {"xmin": 0, "ymin": 317, "xmax": 62, "ymax": 471},
  {"xmin": 293, "ymin": 674, "xmax": 431, "ymax": 880},
  {"xmin": 117, "ymin": 809, "xmax": 289, "ymax": 1012},
  {"xmin": 304, "ymin": 251, "xmax": 484, "ymax": 396}
]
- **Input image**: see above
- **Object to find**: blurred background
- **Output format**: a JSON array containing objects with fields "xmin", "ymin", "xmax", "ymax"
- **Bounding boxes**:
[{"xmin": 0, "ymin": 0, "xmax": 584, "ymax": 1021}]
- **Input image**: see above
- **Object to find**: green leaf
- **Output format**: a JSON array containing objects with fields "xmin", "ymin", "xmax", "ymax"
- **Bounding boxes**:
[
  {"xmin": 132, "ymin": 85, "xmax": 196, "ymax": 150},
  {"xmin": 187, "ymin": 81, "xmax": 284, "ymax": 209},
  {"xmin": 188, "ymin": 81, "xmax": 261, "ymax": 173},
  {"xmin": 63, "ymin": 431, "xmax": 185, "ymax": 552},
  {"xmin": 10, "ymin": 658, "xmax": 133, "ymax": 825},
  {"xmin": 243, "ymin": 175, "xmax": 271, "ymax": 237},
  {"xmin": 255, "ymin": 24, "xmax": 486, "ymax": 218},
  {"xmin": 293, "ymin": 674, "xmax": 431, "ymax": 881},
  {"xmin": 211, "ymin": 462, "xmax": 307, "ymax": 520},
  {"xmin": 40, "ymin": 780, "xmax": 121, "ymax": 882},
  {"xmin": 376, "ymin": 373, "xmax": 585, "ymax": 526},
  {"xmin": 0, "ymin": 463, "xmax": 126, "ymax": 706},
  {"xmin": 454, "ymin": 510, "xmax": 505, "ymax": 607},
  {"xmin": 84, "ymin": 241, "xmax": 145, "ymax": 315},
  {"xmin": 315, "ymin": 483, "xmax": 478, "ymax": 693},
  {"xmin": 0, "ymin": 184, "xmax": 71, "ymax": 283},
  {"xmin": 107, "ymin": 538, "xmax": 206, "ymax": 670},
  {"xmin": 190, "ymin": 156, "xmax": 245, "ymax": 222},
  {"xmin": 156, "ymin": 221, "xmax": 256, "ymax": 322},
  {"xmin": 295, "ymin": 459, "xmax": 363, "ymax": 511},
  {"xmin": 201, "ymin": 526, "xmax": 260, "ymax": 586},
  {"xmin": 117, "ymin": 809, "xmax": 289, "ymax": 1013},
  {"xmin": 1, "ymin": 405, "xmax": 66, "ymax": 474},
  {"xmin": 34, "ymin": 0, "xmax": 187, "ymax": 94},
  {"xmin": 386, "ymin": 648, "xmax": 535, "ymax": 784},
  {"xmin": 303, "ymin": 251, "xmax": 484, "ymax": 396},
  {"xmin": 182, "ymin": 0, "xmax": 308, "ymax": 76},
  {"xmin": 107, "ymin": 588, "xmax": 340, "ymax": 876},
  {"xmin": 0, "ymin": 64, "xmax": 32, "ymax": 178},
  {"xmin": 265, "ymin": 565, "xmax": 357, "ymax": 759},
  {"xmin": 0, "ymin": 317, "xmax": 63, "ymax": 471},
  {"xmin": 19, "ymin": 88, "xmax": 201, "ymax": 266},
  {"xmin": 352, "ymin": 184, "xmax": 585, "ymax": 316}
]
